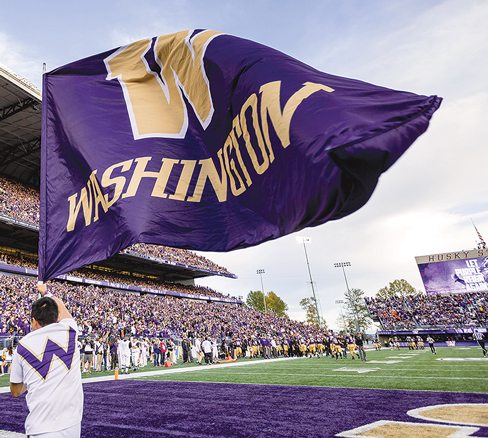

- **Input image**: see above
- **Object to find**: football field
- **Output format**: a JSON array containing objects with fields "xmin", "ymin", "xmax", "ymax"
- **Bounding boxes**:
[
  {"xmin": 133, "ymin": 346, "xmax": 488, "ymax": 393},
  {"xmin": 1, "ymin": 347, "xmax": 488, "ymax": 437},
  {"xmin": 1, "ymin": 346, "xmax": 487, "ymax": 392}
]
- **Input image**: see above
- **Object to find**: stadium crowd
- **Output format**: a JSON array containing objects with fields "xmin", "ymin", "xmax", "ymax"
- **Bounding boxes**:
[
  {"xmin": 0, "ymin": 251, "xmax": 237, "ymax": 301},
  {"xmin": 123, "ymin": 243, "xmax": 231, "ymax": 275},
  {"xmin": 365, "ymin": 292, "xmax": 488, "ymax": 330},
  {"xmin": 0, "ymin": 176, "xmax": 232, "ymax": 276},
  {"xmin": 0, "ymin": 273, "xmax": 326, "ymax": 342},
  {"xmin": 0, "ymin": 273, "xmax": 369, "ymax": 374},
  {"xmin": 0, "ymin": 177, "xmax": 39, "ymax": 225}
]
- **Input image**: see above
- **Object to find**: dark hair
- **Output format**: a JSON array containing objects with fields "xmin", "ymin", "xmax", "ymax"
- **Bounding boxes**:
[{"xmin": 31, "ymin": 297, "xmax": 59, "ymax": 327}]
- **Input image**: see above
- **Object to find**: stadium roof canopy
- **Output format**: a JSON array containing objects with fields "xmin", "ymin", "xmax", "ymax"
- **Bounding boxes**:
[
  {"xmin": 0, "ymin": 217, "xmax": 236, "ymax": 281},
  {"xmin": 0, "ymin": 67, "xmax": 42, "ymax": 188}
]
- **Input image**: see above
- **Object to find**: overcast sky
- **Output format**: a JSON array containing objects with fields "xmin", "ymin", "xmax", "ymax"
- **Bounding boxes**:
[{"xmin": 1, "ymin": 1, "xmax": 487, "ymax": 329}]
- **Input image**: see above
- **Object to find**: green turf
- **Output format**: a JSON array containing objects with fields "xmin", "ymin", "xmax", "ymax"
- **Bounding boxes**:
[
  {"xmin": 2, "ymin": 347, "xmax": 487, "ymax": 393},
  {"xmin": 0, "ymin": 356, "xmax": 259, "ymax": 388},
  {"xmin": 133, "ymin": 347, "xmax": 488, "ymax": 393}
]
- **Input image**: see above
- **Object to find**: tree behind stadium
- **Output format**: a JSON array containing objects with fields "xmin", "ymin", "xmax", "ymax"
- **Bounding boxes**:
[
  {"xmin": 246, "ymin": 290, "xmax": 289, "ymax": 317},
  {"xmin": 343, "ymin": 288, "xmax": 371, "ymax": 333},
  {"xmin": 376, "ymin": 279, "xmax": 418, "ymax": 300},
  {"xmin": 299, "ymin": 297, "xmax": 327, "ymax": 327}
]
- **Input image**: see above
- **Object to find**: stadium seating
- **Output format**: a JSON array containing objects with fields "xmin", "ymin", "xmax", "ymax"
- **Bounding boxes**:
[
  {"xmin": 365, "ymin": 293, "xmax": 488, "ymax": 330},
  {"xmin": 0, "ymin": 272, "xmax": 325, "ymax": 346},
  {"xmin": 0, "ymin": 250, "xmax": 237, "ymax": 301},
  {"xmin": 0, "ymin": 175, "xmax": 329, "ymax": 364}
]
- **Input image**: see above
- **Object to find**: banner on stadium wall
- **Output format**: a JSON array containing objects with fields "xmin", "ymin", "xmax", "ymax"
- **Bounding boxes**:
[
  {"xmin": 38, "ymin": 29, "xmax": 442, "ymax": 280},
  {"xmin": 416, "ymin": 248, "xmax": 488, "ymax": 294}
]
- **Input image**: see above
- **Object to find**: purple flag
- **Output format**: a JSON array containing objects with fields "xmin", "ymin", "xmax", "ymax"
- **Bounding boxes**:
[{"xmin": 39, "ymin": 29, "xmax": 441, "ymax": 280}]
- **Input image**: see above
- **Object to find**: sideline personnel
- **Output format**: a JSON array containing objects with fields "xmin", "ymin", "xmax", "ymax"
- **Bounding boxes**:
[{"xmin": 10, "ymin": 283, "xmax": 83, "ymax": 437}]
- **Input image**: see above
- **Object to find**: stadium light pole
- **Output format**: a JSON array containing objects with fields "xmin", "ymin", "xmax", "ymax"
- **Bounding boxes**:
[
  {"xmin": 334, "ymin": 262, "xmax": 360, "ymax": 332},
  {"xmin": 256, "ymin": 269, "xmax": 267, "ymax": 313},
  {"xmin": 297, "ymin": 237, "xmax": 322, "ymax": 326}
]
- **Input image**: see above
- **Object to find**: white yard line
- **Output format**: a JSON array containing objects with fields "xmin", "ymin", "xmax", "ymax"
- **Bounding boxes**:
[
  {"xmin": 2, "ymin": 352, "xmax": 486, "ymax": 395},
  {"xmin": 386, "ymin": 356, "xmax": 414, "ymax": 359},
  {"xmin": 0, "ymin": 357, "xmax": 301, "ymax": 393},
  {"xmin": 179, "ymin": 371, "xmax": 488, "ymax": 381},
  {"xmin": 228, "ymin": 364, "xmax": 488, "ymax": 370},
  {"xmin": 83, "ymin": 356, "xmax": 303, "ymax": 384}
]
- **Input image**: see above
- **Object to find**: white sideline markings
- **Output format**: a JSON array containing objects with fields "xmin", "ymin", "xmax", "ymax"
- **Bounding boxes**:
[
  {"xmin": 83, "ymin": 356, "xmax": 303, "ymax": 384},
  {"xmin": 437, "ymin": 358, "xmax": 488, "ymax": 362},
  {"xmin": 0, "ymin": 354, "xmax": 392, "ymax": 392},
  {"xmin": 332, "ymin": 367, "xmax": 488, "ymax": 373},
  {"xmin": 192, "ymin": 371, "xmax": 488, "ymax": 381},
  {"xmin": 0, "ymin": 357, "xmax": 302, "ymax": 394},
  {"xmin": 386, "ymin": 356, "xmax": 415, "ymax": 359},
  {"xmin": 0, "ymin": 350, "xmax": 416, "ymax": 391},
  {"xmin": 91, "ymin": 356, "xmax": 301, "ymax": 383}
]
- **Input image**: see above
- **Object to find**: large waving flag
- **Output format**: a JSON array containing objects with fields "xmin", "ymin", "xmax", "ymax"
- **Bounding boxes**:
[{"xmin": 39, "ymin": 29, "xmax": 441, "ymax": 280}]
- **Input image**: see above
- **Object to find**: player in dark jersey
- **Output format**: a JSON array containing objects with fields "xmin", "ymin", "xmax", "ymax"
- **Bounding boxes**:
[
  {"xmin": 473, "ymin": 331, "xmax": 487, "ymax": 357},
  {"xmin": 426, "ymin": 336, "xmax": 436, "ymax": 354}
]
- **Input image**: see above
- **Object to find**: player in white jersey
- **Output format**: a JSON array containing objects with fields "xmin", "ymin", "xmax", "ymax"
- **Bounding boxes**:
[
  {"xmin": 194, "ymin": 337, "xmax": 203, "ymax": 365},
  {"xmin": 140, "ymin": 341, "xmax": 148, "ymax": 367},
  {"xmin": 131, "ymin": 341, "xmax": 140, "ymax": 369},
  {"xmin": 10, "ymin": 283, "xmax": 83, "ymax": 437},
  {"xmin": 117, "ymin": 336, "xmax": 131, "ymax": 374}
]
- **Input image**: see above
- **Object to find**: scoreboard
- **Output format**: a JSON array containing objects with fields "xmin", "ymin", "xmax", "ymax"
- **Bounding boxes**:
[{"xmin": 415, "ymin": 248, "xmax": 488, "ymax": 294}]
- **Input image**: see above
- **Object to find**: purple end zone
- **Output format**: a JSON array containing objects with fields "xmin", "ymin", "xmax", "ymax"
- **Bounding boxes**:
[{"xmin": 1, "ymin": 381, "xmax": 487, "ymax": 437}]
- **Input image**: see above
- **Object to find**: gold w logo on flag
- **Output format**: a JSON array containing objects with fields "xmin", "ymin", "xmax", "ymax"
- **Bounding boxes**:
[{"xmin": 104, "ymin": 29, "xmax": 222, "ymax": 139}]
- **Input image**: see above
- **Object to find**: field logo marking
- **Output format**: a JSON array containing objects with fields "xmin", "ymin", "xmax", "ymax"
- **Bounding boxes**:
[
  {"xmin": 407, "ymin": 403, "xmax": 488, "ymax": 427},
  {"xmin": 336, "ymin": 419, "xmax": 479, "ymax": 437},
  {"xmin": 337, "ymin": 403, "xmax": 488, "ymax": 437}
]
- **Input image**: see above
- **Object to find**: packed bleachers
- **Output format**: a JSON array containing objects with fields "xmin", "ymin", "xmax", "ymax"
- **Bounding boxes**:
[
  {"xmin": 0, "ymin": 177, "xmax": 39, "ymax": 225},
  {"xmin": 0, "ymin": 176, "xmax": 232, "ymax": 276},
  {"xmin": 0, "ymin": 169, "xmax": 331, "ymax": 366},
  {"xmin": 365, "ymin": 293, "xmax": 488, "ymax": 330},
  {"xmin": 0, "ymin": 250, "xmax": 236, "ymax": 301},
  {"xmin": 0, "ymin": 273, "xmax": 325, "ymax": 344},
  {"xmin": 0, "ymin": 170, "xmax": 331, "ymax": 368}
]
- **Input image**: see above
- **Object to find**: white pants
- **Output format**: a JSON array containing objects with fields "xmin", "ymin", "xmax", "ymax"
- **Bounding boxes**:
[
  {"xmin": 30, "ymin": 422, "xmax": 81, "ymax": 438},
  {"xmin": 120, "ymin": 353, "xmax": 130, "ymax": 369}
]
